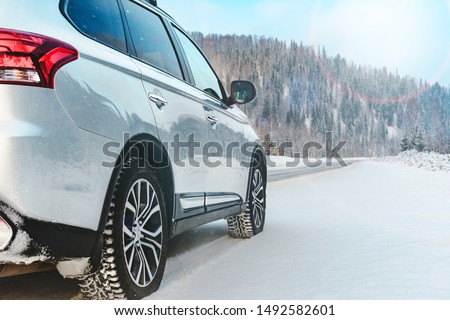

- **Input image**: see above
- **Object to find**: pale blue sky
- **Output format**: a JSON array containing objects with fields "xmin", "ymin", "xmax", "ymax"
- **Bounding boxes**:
[{"xmin": 161, "ymin": 0, "xmax": 450, "ymax": 86}]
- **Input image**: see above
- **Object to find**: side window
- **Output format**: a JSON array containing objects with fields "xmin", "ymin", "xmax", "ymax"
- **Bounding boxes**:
[
  {"xmin": 122, "ymin": 1, "xmax": 183, "ymax": 79},
  {"xmin": 173, "ymin": 28, "xmax": 223, "ymax": 101},
  {"xmin": 65, "ymin": 0, "xmax": 126, "ymax": 52}
]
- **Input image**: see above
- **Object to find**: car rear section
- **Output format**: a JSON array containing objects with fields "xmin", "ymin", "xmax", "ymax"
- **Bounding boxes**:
[{"xmin": 0, "ymin": 1, "xmax": 122, "ymax": 274}]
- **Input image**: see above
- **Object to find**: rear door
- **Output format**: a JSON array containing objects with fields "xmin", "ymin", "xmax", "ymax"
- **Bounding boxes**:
[{"xmin": 121, "ymin": 0, "xmax": 210, "ymax": 219}]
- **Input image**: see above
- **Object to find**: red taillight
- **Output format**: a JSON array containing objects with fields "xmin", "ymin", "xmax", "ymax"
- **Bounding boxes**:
[{"xmin": 0, "ymin": 29, "xmax": 78, "ymax": 88}]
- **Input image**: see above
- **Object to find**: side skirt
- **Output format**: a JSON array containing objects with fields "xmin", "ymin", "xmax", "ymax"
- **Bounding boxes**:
[{"xmin": 171, "ymin": 199, "xmax": 246, "ymax": 238}]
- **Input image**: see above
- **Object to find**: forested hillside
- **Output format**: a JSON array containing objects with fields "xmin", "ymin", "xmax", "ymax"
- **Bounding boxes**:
[{"xmin": 192, "ymin": 33, "xmax": 450, "ymax": 157}]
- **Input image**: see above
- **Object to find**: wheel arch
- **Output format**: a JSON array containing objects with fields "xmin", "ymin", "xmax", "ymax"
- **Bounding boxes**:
[{"xmin": 90, "ymin": 133, "xmax": 175, "ymax": 270}]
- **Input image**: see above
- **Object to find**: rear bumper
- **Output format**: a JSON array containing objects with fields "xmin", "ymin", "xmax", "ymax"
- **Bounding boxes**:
[{"xmin": 0, "ymin": 200, "xmax": 101, "ymax": 269}]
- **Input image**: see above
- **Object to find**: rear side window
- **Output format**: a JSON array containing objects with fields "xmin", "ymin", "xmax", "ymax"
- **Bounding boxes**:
[
  {"xmin": 64, "ymin": 0, "xmax": 127, "ymax": 52},
  {"xmin": 122, "ymin": 0, "xmax": 183, "ymax": 79}
]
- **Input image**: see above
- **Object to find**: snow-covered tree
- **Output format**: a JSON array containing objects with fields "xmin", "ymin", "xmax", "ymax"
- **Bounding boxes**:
[
  {"xmin": 411, "ymin": 126, "xmax": 425, "ymax": 152},
  {"xmin": 191, "ymin": 33, "xmax": 450, "ymax": 156},
  {"xmin": 400, "ymin": 135, "xmax": 411, "ymax": 152}
]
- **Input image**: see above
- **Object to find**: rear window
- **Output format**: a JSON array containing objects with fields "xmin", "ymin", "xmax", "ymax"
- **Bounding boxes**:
[
  {"xmin": 63, "ymin": 0, "xmax": 127, "ymax": 52},
  {"xmin": 122, "ymin": 0, "xmax": 183, "ymax": 79}
]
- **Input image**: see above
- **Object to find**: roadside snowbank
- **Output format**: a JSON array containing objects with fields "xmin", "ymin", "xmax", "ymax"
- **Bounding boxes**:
[{"xmin": 383, "ymin": 150, "xmax": 450, "ymax": 172}]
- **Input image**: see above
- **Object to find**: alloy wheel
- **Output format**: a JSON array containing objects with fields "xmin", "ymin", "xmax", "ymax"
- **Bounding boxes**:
[
  {"xmin": 122, "ymin": 178, "xmax": 163, "ymax": 287},
  {"xmin": 251, "ymin": 169, "xmax": 265, "ymax": 229}
]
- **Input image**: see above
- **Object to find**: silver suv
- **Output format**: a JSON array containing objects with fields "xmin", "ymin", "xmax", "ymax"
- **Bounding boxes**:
[{"xmin": 0, "ymin": 0, "xmax": 266, "ymax": 299}]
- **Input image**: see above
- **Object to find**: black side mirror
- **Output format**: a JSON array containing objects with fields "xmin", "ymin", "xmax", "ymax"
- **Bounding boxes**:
[{"xmin": 227, "ymin": 80, "xmax": 256, "ymax": 106}]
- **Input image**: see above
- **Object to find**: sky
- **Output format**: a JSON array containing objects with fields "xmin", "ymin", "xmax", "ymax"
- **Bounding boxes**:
[{"xmin": 160, "ymin": 0, "xmax": 450, "ymax": 86}]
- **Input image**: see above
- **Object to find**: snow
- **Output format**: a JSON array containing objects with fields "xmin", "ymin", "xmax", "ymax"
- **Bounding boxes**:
[
  {"xmin": 267, "ymin": 155, "xmax": 304, "ymax": 169},
  {"xmin": 387, "ymin": 126, "xmax": 400, "ymax": 140},
  {"xmin": 0, "ymin": 203, "xmax": 49, "ymax": 264},
  {"xmin": 150, "ymin": 160, "xmax": 450, "ymax": 299},
  {"xmin": 0, "ymin": 202, "xmax": 24, "ymax": 226},
  {"xmin": 267, "ymin": 155, "xmax": 368, "ymax": 170},
  {"xmin": 383, "ymin": 150, "xmax": 450, "ymax": 172},
  {"xmin": 0, "ymin": 230, "xmax": 49, "ymax": 265}
]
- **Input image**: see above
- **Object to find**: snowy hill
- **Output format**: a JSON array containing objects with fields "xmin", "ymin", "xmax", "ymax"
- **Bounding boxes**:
[{"xmin": 192, "ymin": 33, "xmax": 450, "ymax": 157}]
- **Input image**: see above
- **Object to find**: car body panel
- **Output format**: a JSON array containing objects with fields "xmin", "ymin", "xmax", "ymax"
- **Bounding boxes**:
[
  {"xmin": 0, "ymin": 84, "xmax": 114, "ymax": 231},
  {"xmin": 134, "ymin": 58, "xmax": 209, "ymax": 196}
]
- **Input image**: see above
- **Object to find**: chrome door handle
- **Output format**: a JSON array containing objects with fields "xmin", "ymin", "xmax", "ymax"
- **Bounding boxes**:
[
  {"xmin": 149, "ymin": 93, "xmax": 167, "ymax": 109},
  {"xmin": 206, "ymin": 114, "xmax": 218, "ymax": 124}
]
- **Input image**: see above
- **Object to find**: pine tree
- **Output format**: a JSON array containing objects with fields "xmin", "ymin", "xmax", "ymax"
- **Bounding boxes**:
[
  {"xmin": 411, "ymin": 126, "xmax": 425, "ymax": 152},
  {"xmin": 400, "ymin": 135, "xmax": 410, "ymax": 151}
]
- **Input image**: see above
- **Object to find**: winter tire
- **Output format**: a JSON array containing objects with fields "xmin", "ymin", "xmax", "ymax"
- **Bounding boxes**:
[
  {"xmin": 227, "ymin": 157, "xmax": 266, "ymax": 238},
  {"xmin": 79, "ymin": 159, "xmax": 168, "ymax": 300}
]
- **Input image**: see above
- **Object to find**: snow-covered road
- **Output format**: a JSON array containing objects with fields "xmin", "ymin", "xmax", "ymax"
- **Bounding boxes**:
[
  {"xmin": 151, "ymin": 161, "xmax": 450, "ymax": 299},
  {"xmin": 1, "ymin": 160, "xmax": 449, "ymax": 300}
]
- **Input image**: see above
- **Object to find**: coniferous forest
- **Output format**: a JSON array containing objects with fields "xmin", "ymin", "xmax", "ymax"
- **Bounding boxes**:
[{"xmin": 192, "ymin": 33, "xmax": 450, "ymax": 157}]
